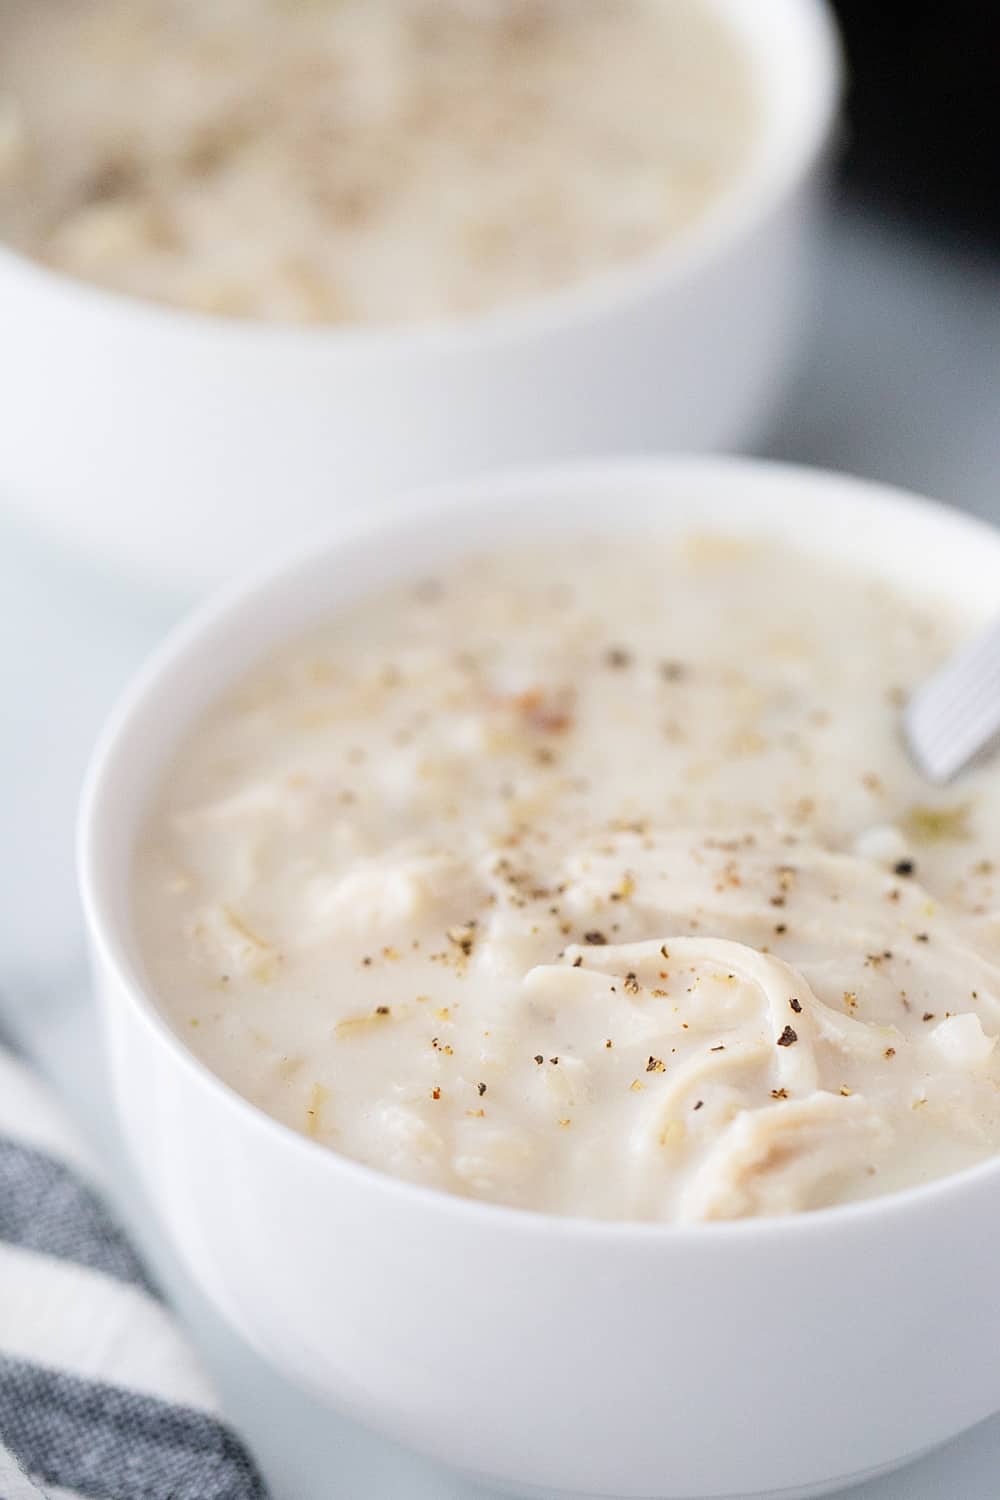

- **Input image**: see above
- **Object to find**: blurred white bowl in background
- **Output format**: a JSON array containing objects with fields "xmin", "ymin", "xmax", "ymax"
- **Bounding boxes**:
[
  {"xmin": 80, "ymin": 456, "xmax": 1000, "ymax": 1500},
  {"xmin": 0, "ymin": 0, "xmax": 840, "ymax": 591}
]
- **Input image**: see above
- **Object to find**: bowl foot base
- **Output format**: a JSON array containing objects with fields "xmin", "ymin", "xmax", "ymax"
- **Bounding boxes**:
[{"xmin": 472, "ymin": 1437, "xmax": 943, "ymax": 1500}]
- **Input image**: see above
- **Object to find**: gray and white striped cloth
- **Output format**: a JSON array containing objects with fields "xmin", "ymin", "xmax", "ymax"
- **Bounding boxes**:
[{"xmin": 0, "ymin": 1046, "xmax": 269, "ymax": 1500}]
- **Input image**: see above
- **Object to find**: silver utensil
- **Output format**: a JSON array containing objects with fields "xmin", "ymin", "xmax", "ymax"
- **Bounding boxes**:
[{"xmin": 905, "ymin": 618, "xmax": 1000, "ymax": 782}]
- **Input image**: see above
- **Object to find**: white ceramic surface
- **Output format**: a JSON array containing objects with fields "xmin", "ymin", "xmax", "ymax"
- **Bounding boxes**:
[
  {"xmin": 0, "ymin": 0, "xmax": 840, "ymax": 591},
  {"xmin": 79, "ymin": 457, "xmax": 1000, "ymax": 1500}
]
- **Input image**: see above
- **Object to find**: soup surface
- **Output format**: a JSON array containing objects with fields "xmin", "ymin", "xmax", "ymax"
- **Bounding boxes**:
[
  {"xmin": 135, "ymin": 533, "xmax": 1000, "ymax": 1221},
  {"xmin": 0, "ymin": 0, "xmax": 756, "ymax": 322}
]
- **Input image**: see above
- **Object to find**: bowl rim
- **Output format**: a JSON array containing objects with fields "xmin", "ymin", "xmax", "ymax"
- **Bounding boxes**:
[
  {"xmin": 78, "ymin": 453, "xmax": 1000, "ymax": 1246},
  {"xmin": 1, "ymin": 0, "xmax": 842, "ymax": 356}
]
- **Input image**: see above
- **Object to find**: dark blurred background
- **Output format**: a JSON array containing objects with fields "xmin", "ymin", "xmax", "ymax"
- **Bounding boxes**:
[{"xmin": 831, "ymin": 0, "xmax": 999, "ymax": 251}]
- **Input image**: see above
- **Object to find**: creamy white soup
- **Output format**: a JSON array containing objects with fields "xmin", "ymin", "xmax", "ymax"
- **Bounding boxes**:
[
  {"xmin": 0, "ymin": 0, "xmax": 756, "ymax": 323},
  {"xmin": 135, "ymin": 534, "xmax": 1000, "ymax": 1222}
]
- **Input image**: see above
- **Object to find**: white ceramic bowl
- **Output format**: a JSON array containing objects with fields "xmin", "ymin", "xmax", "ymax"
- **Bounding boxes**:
[
  {"xmin": 80, "ymin": 457, "xmax": 1000, "ymax": 1500},
  {"xmin": 1, "ymin": 0, "xmax": 840, "ymax": 592}
]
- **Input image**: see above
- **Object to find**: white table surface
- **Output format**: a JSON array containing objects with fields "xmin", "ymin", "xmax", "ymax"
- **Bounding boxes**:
[{"xmin": 3, "ymin": 204, "xmax": 1000, "ymax": 1499}]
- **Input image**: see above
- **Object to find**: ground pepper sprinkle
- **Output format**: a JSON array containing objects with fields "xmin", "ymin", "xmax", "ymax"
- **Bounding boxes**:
[{"xmin": 659, "ymin": 660, "xmax": 686, "ymax": 681}]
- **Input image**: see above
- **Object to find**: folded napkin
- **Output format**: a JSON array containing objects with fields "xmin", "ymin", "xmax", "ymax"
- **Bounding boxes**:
[{"xmin": 0, "ymin": 1045, "xmax": 269, "ymax": 1500}]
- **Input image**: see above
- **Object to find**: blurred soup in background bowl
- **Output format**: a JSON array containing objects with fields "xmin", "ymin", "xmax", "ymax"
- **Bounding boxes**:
[{"xmin": 0, "ymin": 0, "xmax": 840, "ymax": 589}]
